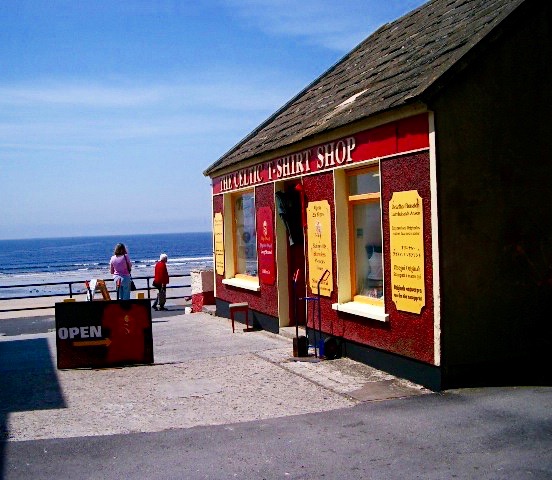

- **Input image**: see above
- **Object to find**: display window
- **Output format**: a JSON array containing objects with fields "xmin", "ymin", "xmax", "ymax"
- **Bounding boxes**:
[
  {"xmin": 232, "ymin": 190, "xmax": 258, "ymax": 279},
  {"xmin": 347, "ymin": 166, "xmax": 384, "ymax": 307}
]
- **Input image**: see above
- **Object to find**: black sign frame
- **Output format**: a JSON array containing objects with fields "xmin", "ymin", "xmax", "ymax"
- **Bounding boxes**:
[{"xmin": 55, "ymin": 300, "xmax": 154, "ymax": 369}]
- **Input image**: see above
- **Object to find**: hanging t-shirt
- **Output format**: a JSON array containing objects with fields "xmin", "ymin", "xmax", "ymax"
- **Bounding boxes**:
[
  {"xmin": 275, "ymin": 190, "xmax": 303, "ymax": 246},
  {"xmin": 367, "ymin": 252, "xmax": 383, "ymax": 281},
  {"xmin": 102, "ymin": 303, "xmax": 151, "ymax": 364}
]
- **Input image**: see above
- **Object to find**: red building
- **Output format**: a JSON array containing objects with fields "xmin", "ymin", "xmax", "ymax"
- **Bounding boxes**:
[{"xmin": 204, "ymin": 0, "xmax": 551, "ymax": 390}]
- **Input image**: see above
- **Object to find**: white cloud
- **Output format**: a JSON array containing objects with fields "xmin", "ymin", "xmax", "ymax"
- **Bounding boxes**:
[
  {"xmin": 0, "ymin": 84, "xmax": 164, "ymax": 108},
  {"xmin": 222, "ymin": 0, "xmax": 425, "ymax": 51},
  {"xmin": 0, "ymin": 113, "xmax": 252, "ymax": 146},
  {"xmin": 0, "ymin": 70, "xmax": 301, "ymax": 112},
  {"xmin": 0, "ymin": 67, "xmax": 304, "ymax": 153}
]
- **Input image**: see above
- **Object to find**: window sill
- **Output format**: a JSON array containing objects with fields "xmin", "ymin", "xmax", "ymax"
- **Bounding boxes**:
[
  {"xmin": 222, "ymin": 277, "xmax": 261, "ymax": 292},
  {"xmin": 332, "ymin": 301, "xmax": 389, "ymax": 322}
]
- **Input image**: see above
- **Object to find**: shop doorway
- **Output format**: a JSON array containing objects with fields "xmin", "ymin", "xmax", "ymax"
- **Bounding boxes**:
[{"xmin": 275, "ymin": 181, "xmax": 306, "ymax": 327}]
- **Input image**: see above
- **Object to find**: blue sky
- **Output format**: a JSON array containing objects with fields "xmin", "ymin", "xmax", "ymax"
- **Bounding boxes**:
[{"xmin": 0, "ymin": 0, "xmax": 425, "ymax": 240}]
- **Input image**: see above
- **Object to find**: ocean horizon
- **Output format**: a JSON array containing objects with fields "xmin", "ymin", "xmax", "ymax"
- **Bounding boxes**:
[{"xmin": 0, "ymin": 232, "xmax": 213, "ymax": 299}]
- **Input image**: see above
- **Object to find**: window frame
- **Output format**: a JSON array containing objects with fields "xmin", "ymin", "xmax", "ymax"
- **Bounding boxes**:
[
  {"xmin": 346, "ymin": 166, "xmax": 384, "ymax": 308},
  {"xmin": 230, "ymin": 188, "xmax": 259, "ymax": 283}
]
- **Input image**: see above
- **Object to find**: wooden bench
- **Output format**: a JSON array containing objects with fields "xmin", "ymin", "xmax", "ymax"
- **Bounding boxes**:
[{"xmin": 228, "ymin": 302, "xmax": 254, "ymax": 333}]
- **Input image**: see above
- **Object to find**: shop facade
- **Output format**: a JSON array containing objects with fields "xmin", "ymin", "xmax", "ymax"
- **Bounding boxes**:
[{"xmin": 204, "ymin": 0, "xmax": 550, "ymax": 390}]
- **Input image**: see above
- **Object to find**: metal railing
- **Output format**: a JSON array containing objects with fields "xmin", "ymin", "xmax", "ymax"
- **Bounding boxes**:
[{"xmin": 0, "ymin": 273, "xmax": 191, "ymax": 313}]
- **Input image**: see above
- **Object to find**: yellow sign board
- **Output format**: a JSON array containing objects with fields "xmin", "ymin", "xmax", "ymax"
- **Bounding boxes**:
[
  {"xmin": 213, "ymin": 212, "xmax": 224, "ymax": 275},
  {"xmin": 86, "ymin": 279, "xmax": 111, "ymax": 301},
  {"xmin": 307, "ymin": 200, "xmax": 333, "ymax": 296},
  {"xmin": 389, "ymin": 190, "xmax": 425, "ymax": 313}
]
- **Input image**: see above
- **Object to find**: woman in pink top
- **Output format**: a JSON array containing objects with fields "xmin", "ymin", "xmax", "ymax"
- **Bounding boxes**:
[{"xmin": 110, "ymin": 243, "xmax": 132, "ymax": 300}]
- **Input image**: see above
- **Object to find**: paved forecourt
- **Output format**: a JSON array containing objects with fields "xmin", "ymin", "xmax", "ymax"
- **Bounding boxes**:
[{"xmin": 0, "ymin": 311, "xmax": 428, "ymax": 442}]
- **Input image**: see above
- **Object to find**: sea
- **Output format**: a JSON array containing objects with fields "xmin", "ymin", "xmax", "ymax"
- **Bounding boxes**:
[{"xmin": 0, "ymin": 232, "xmax": 213, "ymax": 299}]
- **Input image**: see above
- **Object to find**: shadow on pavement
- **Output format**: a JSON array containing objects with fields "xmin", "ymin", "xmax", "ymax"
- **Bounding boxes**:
[
  {"xmin": 0, "ymin": 338, "xmax": 66, "ymax": 477},
  {"xmin": 0, "ymin": 316, "xmax": 55, "ymax": 336},
  {"xmin": 150, "ymin": 306, "xmax": 188, "ymax": 319}
]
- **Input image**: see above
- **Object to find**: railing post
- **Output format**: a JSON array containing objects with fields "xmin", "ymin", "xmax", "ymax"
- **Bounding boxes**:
[{"xmin": 69, "ymin": 282, "xmax": 73, "ymax": 298}]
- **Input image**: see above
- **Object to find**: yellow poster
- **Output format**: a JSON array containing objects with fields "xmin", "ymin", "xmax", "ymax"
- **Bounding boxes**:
[
  {"xmin": 213, "ymin": 212, "xmax": 224, "ymax": 275},
  {"xmin": 307, "ymin": 200, "xmax": 333, "ymax": 296},
  {"xmin": 389, "ymin": 190, "xmax": 425, "ymax": 313}
]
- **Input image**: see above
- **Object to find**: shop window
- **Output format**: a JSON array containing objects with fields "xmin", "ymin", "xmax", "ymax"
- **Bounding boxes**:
[
  {"xmin": 348, "ymin": 167, "xmax": 384, "ymax": 306},
  {"xmin": 233, "ymin": 190, "xmax": 258, "ymax": 278}
]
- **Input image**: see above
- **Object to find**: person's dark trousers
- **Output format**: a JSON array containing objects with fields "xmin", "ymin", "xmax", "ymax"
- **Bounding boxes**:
[{"xmin": 152, "ymin": 286, "xmax": 166, "ymax": 310}]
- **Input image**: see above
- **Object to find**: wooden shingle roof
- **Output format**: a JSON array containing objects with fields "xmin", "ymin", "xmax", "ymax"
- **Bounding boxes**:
[{"xmin": 204, "ymin": 0, "xmax": 526, "ymax": 177}]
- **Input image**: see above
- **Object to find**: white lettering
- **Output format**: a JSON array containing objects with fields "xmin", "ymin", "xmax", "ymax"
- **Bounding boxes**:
[
  {"xmin": 303, "ymin": 150, "xmax": 311, "ymax": 172},
  {"xmin": 282, "ymin": 157, "xmax": 291, "ymax": 177},
  {"xmin": 335, "ymin": 140, "xmax": 346, "ymax": 164},
  {"xmin": 255, "ymin": 164, "xmax": 263, "ymax": 182},
  {"xmin": 347, "ymin": 137, "xmax": 356, "ymax": 161},
  {"xmin": 276, "ymin": 158, "xmax": 283, "ymax": 178},
  {"xmin": 90, "ymin": 326, "xmax": 102, "ymax": 338},
  {"xmin": 58, "ymin": 325, "xmax": 102, "ymax": 340},
  {"xmin": 316, "ymin": 146, "xmax": 325, "ymax": 168},
  {"xmin": 324, "ymin": 142, "xmax": 335, "ymax": 167},
  {"xmin": 216, "ymin": 139, "xmax": 354, "ymax": 192}
]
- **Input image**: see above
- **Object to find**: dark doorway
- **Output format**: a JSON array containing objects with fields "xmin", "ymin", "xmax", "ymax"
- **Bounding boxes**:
[{"xmin": 275, "ymin": 181, "xmax": 306, "ymax": 327}]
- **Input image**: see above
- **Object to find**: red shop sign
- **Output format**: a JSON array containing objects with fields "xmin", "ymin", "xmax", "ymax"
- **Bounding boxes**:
[
  {"xmin": 256, "ymin": 206, "xmax": 276, "ymax": 285},
  {"xmin": 55, "ymin": 299, "xmax": 154, "ymax": 370}
]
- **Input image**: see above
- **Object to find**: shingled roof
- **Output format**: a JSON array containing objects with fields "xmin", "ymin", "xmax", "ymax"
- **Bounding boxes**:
[{"xmin": 204, "ymin": 0, "xmax": 526, "ymax": 177}]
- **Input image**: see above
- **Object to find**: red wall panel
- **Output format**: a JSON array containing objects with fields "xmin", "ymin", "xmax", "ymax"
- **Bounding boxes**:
[
  {"xmin": 301, "ymin": 152, "xmax": 434, "ymax": 365},
  {"xmin": 355, "ymin": 123, "xmax": 398, "ymax": 160},
  {"xmin": 382, "ymin": 152, "xmax": 434, "ymax": 363},
  {"xmin": 397, "ymin": 114, "xmax": 431, "ymax": 152}
]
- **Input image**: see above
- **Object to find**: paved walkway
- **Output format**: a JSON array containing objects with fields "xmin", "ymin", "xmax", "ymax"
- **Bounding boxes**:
[
  {"xmin": 2, "ymin": 310, "xmax": 551, "ymax": 479},
  {"xmin": 0, "ymin": 311, "xmax": 427, "ymax": 442}
]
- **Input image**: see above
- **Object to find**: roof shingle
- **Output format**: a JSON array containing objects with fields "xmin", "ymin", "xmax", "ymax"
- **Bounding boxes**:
[{"xmin": 204, "ymin": 0, "xmax": 525, "ymax": 177}]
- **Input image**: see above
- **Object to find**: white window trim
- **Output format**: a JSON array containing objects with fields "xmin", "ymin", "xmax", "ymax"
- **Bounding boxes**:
[
  {"xmin": 222, "ymin": 277, "xmax": 260, "ymax": 292},
  {"xmin": 332, "ymin": 301, "xmax": 389, "ymax": 322}
]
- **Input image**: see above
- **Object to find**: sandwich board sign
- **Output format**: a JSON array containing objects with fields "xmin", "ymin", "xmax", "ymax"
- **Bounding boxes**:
[{"xmin": 55, "ymin": 299, "xmax": 154, "ymax": 369}]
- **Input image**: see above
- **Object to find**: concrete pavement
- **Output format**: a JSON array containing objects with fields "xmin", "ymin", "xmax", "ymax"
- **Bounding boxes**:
[
  {"xmin": 0, "ymin": 310, "xmax": 427, "ymax": 442},
  {"xmin": 1, "ymin": 309, "xmax": 551, "ymax": 479}
]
